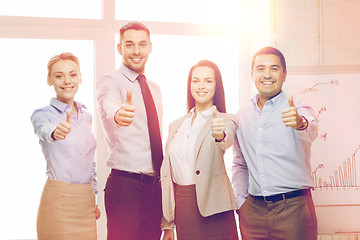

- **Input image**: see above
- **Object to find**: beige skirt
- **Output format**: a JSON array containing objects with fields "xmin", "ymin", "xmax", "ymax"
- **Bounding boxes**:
[{"xmin": 37, "ymin": 179, "xmax": 97, "ymax": 240}]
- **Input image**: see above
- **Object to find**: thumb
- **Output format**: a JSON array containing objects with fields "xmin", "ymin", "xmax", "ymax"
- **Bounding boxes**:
[
  {"xmin": 126, "ymin": 89, "xmax": 132, "ymax": 105},
  {"xmin": 66, "ymin": 111, "xmax": 71, "ymax": 124},
  {"xmin": 288, "ymin": 94, "xmax": 295, "ymax": 107},
  {"xmin": 212, "ymin": 105, "xmax": 217, "ymax": 119}
]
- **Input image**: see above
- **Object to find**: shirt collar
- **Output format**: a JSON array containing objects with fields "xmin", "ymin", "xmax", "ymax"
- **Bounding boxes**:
[
  {"xmin": 251, "ymin": 91, "xmax": 285, "ymax": 110},
  {"xmin": 189, "ymin": 106, "xmax": 213, "ymax": 118},
  {"xmin": 120, "ymin": 63, "xmax": 143, "ymax": 83},
  {"xmin": 270, "ymin": 91, "xmax": 285, "ymax": 105},
  {"xmin": 50, "ymin": 98, "xmax": 87, "ymax": 113}
]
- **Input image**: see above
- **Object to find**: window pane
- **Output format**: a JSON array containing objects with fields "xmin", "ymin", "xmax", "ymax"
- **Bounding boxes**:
[
  {"xmin": 0, "ymin": 0, "xmax": 101, "ymax": 19},
  {"xmin": 115, "ymin": 0, "xmax": 245, "ymax": 24},
  {"xmin": 0, "ymin": 39, "xmax": 94, "ymax": 239}
]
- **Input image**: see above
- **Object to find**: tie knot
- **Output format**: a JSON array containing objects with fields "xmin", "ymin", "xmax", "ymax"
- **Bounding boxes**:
[{"xmin": 137, "ymin": 74, "xmax": 146, "ymax": 83}]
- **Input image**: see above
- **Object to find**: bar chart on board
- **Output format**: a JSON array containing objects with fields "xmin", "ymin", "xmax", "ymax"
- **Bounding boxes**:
[{"xmin": 285, "ymin": 73, "xmax": 360, "ymax": 206}]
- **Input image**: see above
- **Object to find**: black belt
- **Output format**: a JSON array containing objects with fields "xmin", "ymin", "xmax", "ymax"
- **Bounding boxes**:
[
  {"xmin": 251, "ymin": 188, "xmax": 310, "ymax": 203},
  {"xmin": 111, "ymin": 169, "xmax": 160, "ymax": 184}
]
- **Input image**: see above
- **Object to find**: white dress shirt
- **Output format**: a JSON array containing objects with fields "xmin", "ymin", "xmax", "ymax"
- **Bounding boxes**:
[{"xmin": 96, "ymin": 64, "xmax": 163, "ymax": 175}]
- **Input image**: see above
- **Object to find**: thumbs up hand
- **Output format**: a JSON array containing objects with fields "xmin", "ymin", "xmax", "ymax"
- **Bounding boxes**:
[
  {"xmin": 52, "ymin": 110, "xmax": 72, "ymax": 140},
  {"xmin": 114, "ymin": 89, "xmax": 135, "ymax": 126},
  {"xmin": 211, "ymin": 105, "xmax": 226, "ymax": 142},
  {"xmin": 281, "ymin": 94, "xmax": 306, "ymax": 130}
]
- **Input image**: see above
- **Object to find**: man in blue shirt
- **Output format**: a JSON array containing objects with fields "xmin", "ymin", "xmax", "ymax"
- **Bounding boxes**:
[{"xmin": 232, "ymin": 46, "xmax": 318, "ymax": 240}]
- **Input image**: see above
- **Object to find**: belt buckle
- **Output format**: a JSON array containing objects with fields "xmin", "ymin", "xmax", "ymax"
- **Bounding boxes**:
[{"xmin": 263, "ymin": 196, "xmax": 272, "ymax": 203}]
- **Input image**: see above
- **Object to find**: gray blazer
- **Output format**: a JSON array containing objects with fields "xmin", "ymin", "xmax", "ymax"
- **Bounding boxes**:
[{"xmin": 161, "ymin": 111, "xmax": 238, "ymax": 227}]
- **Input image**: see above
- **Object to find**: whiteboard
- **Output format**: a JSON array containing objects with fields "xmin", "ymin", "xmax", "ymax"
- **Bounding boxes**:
[{"xmin": 284, "ymin": 73, "xmax": 360, "ymax": 206}]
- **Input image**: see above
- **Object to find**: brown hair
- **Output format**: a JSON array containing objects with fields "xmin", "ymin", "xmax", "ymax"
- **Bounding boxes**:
[
  {"xmin": 186, "ymin": 60, "xmax": 226, "ymax": 113},
  {"xmin": 120, "ymin": 21, "xmax": 150, "ymax": 43}
]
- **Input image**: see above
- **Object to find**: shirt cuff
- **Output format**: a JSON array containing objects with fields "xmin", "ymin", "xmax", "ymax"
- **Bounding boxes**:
[
  {"xmin": 296, "ymin": 116, "xmax": 308, "ymax": 131},
  {"xmin": 44, "ymin": 124, "xmax": 57, "ymax": 143},
  {"xmin": 106, "ymin": 105, "xmax": 121, "ymax": 126}
]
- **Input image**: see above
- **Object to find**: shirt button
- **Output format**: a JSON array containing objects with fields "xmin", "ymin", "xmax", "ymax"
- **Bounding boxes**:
[{"xmin": 196, "ymin": 170, "xmax": 200, "ymax": 175}]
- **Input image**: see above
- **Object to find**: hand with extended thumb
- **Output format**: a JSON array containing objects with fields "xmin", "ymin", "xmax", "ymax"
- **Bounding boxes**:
[
  {"xmin": 281, "ymin": 94, "xmax": 306, "ymax": 130},
  {"xmin": 115, "ymin": 89, "xmax": 135, "ymax": 126},
  {"xmin": 52, "ymin": 110, "xmax": 72, "ymax": 140},
  {"xmin": 211, "ymin": 105, "xmax": 226, "ymax": 142}
]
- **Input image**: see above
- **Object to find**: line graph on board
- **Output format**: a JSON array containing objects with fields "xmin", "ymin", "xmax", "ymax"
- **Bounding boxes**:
[
  {"xmin": 300, "ymin": 80, "xmax": 340, "ymax": 94},
  {"xmin": 285, "ymin": 73, "xmax": 360, "ymax": 205}
]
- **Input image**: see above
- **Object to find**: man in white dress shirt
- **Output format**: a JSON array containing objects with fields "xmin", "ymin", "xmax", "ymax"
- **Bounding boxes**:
[{"xmin": 96, "ymin": 21, "xmax": 163, "ymax": 240}]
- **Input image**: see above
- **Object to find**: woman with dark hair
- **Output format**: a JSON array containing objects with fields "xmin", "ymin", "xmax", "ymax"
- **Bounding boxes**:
[
  {"xmin": 31, "ymin": 52, "xmax": 100, "ymax": 240},
  {"xmin": 161, "ymin": 60, "xmax": 239, "ymax": 240}
]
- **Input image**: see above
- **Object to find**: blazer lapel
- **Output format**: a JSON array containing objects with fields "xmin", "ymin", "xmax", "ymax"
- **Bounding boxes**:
[
  {"xmin": 165, "ymin": 116, "xmax": 186, "ymax": 151},
  {"xmin": 193, "ymin": 117, "xmax": 212, "ymax": 161}
]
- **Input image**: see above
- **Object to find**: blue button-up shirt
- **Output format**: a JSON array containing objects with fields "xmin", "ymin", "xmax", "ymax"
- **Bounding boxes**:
[
  {"xmin": 231, "ymin": 91, "xmax": 318, "ymax": 207},
  {"xmin": 31, "ymin": 98, "xmax": 98, "ymax": 194}
]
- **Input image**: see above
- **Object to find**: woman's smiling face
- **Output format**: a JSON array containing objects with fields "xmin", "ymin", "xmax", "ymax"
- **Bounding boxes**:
[
  {"xmin": 190, "ymin": 66, "xmax": 216, "ymax": 112},
  {"xmin": 47, "ymin": 59, "xmax": 81, "ymax": 105}
]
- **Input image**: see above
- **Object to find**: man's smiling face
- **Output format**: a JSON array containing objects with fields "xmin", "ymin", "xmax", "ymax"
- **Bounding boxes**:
[
  {"xmin": 118, "ymin": 29, "xmax": 152, "ymax": 74},
  {"xmin": 252, "ymin": 54, "xmax": 287, "ymax": 102}
]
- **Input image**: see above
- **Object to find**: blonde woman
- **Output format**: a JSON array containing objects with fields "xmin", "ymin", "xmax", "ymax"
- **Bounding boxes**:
[{"xmin": 31, "ymin": 52, "xmax": 100, "ymax": 240}]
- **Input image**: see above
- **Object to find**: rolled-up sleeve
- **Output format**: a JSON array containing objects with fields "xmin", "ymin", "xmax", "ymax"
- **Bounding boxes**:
[{"xmin": 296, "ymin": 101, "xmax": 319, "ymax": 143}]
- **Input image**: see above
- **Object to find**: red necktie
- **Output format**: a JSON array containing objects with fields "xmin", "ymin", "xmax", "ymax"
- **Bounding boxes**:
[{"xmin": 137, "ymin": 74, "xmax": 163, "ymax": 177}]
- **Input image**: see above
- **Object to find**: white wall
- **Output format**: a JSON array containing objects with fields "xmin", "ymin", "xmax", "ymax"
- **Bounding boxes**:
[{"xmin": 274, "ymin": 0, "xmax": 360, "ymax": 67}]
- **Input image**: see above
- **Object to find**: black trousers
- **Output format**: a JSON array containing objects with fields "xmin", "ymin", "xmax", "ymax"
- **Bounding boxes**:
[{"xmin": 104, "ymin": 170, "xmax": 162, "ymax": 240}]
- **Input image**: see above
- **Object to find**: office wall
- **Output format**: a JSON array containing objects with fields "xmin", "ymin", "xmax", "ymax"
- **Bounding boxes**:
[{"xmin": 273, "ymin": 0, "xmax": 360, "ymax": 66}]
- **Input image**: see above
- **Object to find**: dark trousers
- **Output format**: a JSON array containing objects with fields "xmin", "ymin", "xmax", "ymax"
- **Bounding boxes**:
[
  {"xmin": 238, "ymin": 191, "xmax": 317, "ymax": 240},
  {"xmin": 104, "ymin": 170, "xmax": 162, "ymax": 240}
]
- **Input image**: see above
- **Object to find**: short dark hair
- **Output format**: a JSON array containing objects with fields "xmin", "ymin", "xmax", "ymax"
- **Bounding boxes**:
[
  {"xmin": 251, "ymin": 46, "xmax": 287, "ymax": 72},
  {"xmin": 186, "ymin": 60, "xmax": 226, "ymax": 113},
  {"xmin": 119, "ymin": 21, "xmax": 150, "ymax": 43}
]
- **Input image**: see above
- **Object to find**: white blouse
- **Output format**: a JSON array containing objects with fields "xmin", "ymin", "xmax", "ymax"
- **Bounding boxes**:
[{"xmin": 168, "ymin": 107, "xmax": 213, "ymax": 185}]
